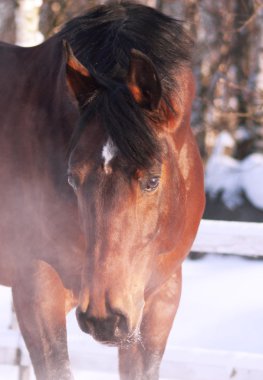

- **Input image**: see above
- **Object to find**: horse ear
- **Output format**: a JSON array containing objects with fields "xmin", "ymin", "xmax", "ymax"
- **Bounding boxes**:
[
  {"xmin": 63, "ymin": 40, "xmax": 97, "ymax": 107},
  {"xmin": 127, "ymin": 49, "xmax": 162, "ymax": 110}
]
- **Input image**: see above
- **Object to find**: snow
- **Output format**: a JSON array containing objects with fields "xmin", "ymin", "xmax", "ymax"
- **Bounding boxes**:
[
  {"xmin": 171, "ymin": 254, "xmax": 263, "ymax": 353},
  {"xmin": 205, "ymin": 131, "xmax": 263, "ymax": 210},
  {"xmin": 240, "ymin": 153, "xmax": 263, "ymax": 210},
  {"xmin": 1, "ymin": 254, "xmax": 263, "ymax": 379}
]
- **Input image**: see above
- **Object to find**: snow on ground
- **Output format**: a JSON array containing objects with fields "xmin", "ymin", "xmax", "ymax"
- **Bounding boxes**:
[
  {"xmin": 170, "ymin": 254, "xmax": 263, "ymax": 353},
  {"xmin": 1, "ymin": 254, "xmax": 263, "ymax": 379}
]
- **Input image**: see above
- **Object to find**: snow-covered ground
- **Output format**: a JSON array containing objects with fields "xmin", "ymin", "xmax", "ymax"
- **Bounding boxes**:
[
  {"xmin": 172, "ymin": 254, "xmax": 263, "ymax": 353},
  {"xmin": 1, "ymin": 254, "xmax": 263, "ymax": 379}
]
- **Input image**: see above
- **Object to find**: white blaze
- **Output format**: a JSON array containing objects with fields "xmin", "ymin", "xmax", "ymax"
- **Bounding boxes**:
[{"xmin": 102, "ymin": 138, "xmax": 117, "ymax": 172}]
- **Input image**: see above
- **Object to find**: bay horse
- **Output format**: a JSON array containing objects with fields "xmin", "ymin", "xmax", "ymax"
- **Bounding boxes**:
[{"xmin": 0, "ymin": 2, "xmax": 204, "ymax": 379}]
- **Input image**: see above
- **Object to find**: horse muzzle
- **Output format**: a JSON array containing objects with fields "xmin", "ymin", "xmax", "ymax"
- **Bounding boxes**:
[{"xmin": 76, "ymin": 306, "xmax": 140, "ymax": 346}]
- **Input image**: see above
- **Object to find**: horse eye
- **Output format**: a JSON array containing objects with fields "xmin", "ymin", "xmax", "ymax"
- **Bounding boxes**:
[
  {"xmin": 143, "ymin": 176, "xmax": 160, "ymax": 192},
  {"xmin": 68, "ymin": 173, "xmax": 79, "ymax": 191}
]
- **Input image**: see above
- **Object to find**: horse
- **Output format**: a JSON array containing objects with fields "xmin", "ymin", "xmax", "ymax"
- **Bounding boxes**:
[{"xmin": 0, "ymin": 2, "xmax": 204, "ymax": 379}]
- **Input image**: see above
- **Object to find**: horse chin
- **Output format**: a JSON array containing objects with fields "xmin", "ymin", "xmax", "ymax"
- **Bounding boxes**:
[
  {"xmin": 94, "ymin": 329, "xmax": 142, "ymax": 348},
  {"xmin": 90, "ymin": 328, "xmax": 142, "ymax": 348}
]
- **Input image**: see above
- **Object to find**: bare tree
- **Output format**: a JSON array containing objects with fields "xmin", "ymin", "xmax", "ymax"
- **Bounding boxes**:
[
  {"xmin": 164, "ymin": 0, "xmax": 263, "ymax": 158},
  {"xmin": 143, "ymin": 0, "xmax": 163, "ymax": 10},
  {"xmin": 0, "ymin": 0, "xmax": 16, "ymax": 43},
  {"xmin": 247, "ymin": 2, "xmax": 263, "ymax": 153},
  {"xmin": 39, "ymin": 0, "xmax": 98, "ymax": 38},
  {"xmin": 16, "ymin": 0, "xmax": 44, "ymax": 46}
]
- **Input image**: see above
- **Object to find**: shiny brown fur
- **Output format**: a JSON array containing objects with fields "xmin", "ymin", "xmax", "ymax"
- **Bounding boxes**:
[{"xmin": 0, "ymin": 3, "xmax": 204, "ymax": 379}]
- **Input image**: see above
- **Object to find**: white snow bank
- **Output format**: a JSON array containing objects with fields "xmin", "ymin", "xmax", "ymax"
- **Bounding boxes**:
[{"xmin": 205, "ymin": 131, "xmax": 263, "ymax": 210}]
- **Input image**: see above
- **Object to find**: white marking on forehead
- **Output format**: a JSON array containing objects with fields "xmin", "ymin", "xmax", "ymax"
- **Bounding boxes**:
[{"xmin": 102, "ymin": 138, "xmax": 117, "ymax": 173}]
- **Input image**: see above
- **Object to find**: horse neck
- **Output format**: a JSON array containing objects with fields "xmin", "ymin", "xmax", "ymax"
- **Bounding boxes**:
[
  {"xmin": 25, "ymin": 36, "xmax": 74, "ymax": 112},
  {"xmin": 18, "ymin": 37, "xmax": 77, "ymax": 154},
  {"xmin": 0, "ymin": 37, "xmax": 78, "ymax": 192}
]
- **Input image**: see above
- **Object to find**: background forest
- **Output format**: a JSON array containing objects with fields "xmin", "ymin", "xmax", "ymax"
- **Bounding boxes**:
[{"xmin": 1, "ymin": 0, "xmax": 263, "ymax": 220}]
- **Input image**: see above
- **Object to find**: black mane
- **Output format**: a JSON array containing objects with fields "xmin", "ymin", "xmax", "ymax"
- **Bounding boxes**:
[{"xmin": 59, "ymin": 1, "xmax": 193, "ymax": 168}]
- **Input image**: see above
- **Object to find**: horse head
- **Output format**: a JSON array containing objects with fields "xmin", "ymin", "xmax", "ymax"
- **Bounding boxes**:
[{"xmin": 65, "ymin": 42, "xmax": 193, "ymax": 345}]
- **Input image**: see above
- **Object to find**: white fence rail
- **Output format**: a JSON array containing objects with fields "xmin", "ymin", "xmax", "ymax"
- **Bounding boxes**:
[
  {"xmin": 192, "ymin": 219, "xmax": 263, "ymax": 256},
  {"xmin": 0, "ymin": 219, "xmax": 263, "ymax": 379}
]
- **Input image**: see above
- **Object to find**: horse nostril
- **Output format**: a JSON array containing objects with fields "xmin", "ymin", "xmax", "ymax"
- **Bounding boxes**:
[
  {"xmin": 76, "ymin": 308, "xmax": 93, "ymax": 334},
  {"xmin": 114, "ymin": 313, "xmax": 129, "ymax": 337},
  {"xmin": 76, "ymin": 306, "xmax": 130, "ymax": 343}
]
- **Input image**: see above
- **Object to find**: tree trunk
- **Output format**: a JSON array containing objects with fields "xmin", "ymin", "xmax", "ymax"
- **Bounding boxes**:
[
  {"xmin": 39, "ymin": 0, "xmax": 97, "ymax": 39},
  {"xmin": 16, "ymin": 0, "xmax": 43, "ymax": 46},
  {"xmin": 0, "ymin": 0, "xmax": 16, "ymax": 43},
  {"xmin": 249, "ymin": 3, "xmax": 263, "ymax": 153}
]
